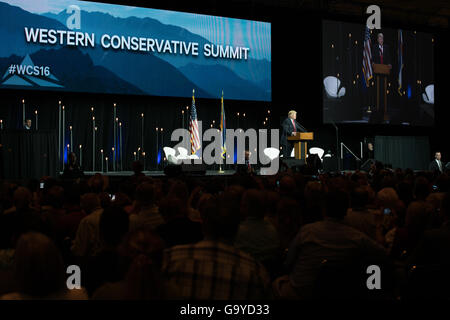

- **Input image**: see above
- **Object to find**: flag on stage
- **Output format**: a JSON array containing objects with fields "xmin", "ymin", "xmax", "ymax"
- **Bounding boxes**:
[
  {"xmin": 220, "ymin": 90, "xmax": 226, "ymax": 159},
  {"xmin": 189, "ymin": 89, "xmax": 201, "ymax": 155},
  {"xmin": 362, "ymin": 26, "xmax": 373, "ymax": 87},
  {"xmin": 398, "ymin": 29, "xmax": 404, "ymax": 96}
]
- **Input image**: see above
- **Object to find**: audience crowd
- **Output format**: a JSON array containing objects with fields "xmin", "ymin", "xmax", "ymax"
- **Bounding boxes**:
[{"xmin": 0, "ymin": 162, "xmax": 449, "ymax": 300}]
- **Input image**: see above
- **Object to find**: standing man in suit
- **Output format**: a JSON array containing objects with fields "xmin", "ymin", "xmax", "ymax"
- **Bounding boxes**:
[
  {"xmin": 371, "ymin": 33, "xmax": 392, "ymax": 68},
  {"xmin": 23, "ymin": 119, "xmax": 32, "ymax": 130},
  {"xmin": 281, "ymin": 110, "xmax": 306, "ymax": 158},
  {"xmin": 429, "ymin": 151, "xmax": 444, "ymax": 174}
]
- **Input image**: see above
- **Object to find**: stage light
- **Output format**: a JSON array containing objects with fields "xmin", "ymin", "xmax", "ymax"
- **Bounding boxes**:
[
  {"xmin": 355, "ymin": 40, "xmax": 357, "ymax": 45},
  {"xmin": 331, "ymin": 44, "xmax": 334, "ymax": 48},
  {"xmin": 353, "ymin": 80, "xmax": 356, "ymax": 85},
  {"xmin": 348, "ymin": 33, "xmax": 351, "ymax": 38}
]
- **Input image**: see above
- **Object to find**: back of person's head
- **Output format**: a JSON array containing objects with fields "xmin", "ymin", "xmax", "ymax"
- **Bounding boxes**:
[
  {"xmin": 47, "ymin": 185, "xmax": 64, "ymax": 209},
  {"xmin": 304, "ymin": 181, "xmax": 324, "ymax": 206},
  {"xmin": 88, "ymin": 174, "xmax": 105, "ymax": 194},
  {"xmin": 135, "ymin": 182, "xmax": 156, "ymax": 207},
  {"xmin": 159, "ymin": 196, "xmax": 187, "ymax": 222},
  {"xmin": 14, "ymin": 232, "xmax": 65, "ymax": 297},
  {"xmin": 201, "ymin": 194, "xmax": 241, "ymax": 241},
  {"xmin": 377, "ymin": 187, "xmax": 399, "ymax": 209},
  {"xmin": 405, "ymin": 201, "xmax": 431, "ymax": 232},
  {"xmin": 325, "ymin": 189, "xmax": 349, "ymax": 220},
  {"xmin": 240, "ymin": 189, "xmax": 265, "ymax": 219},
  {"xmin": 265, "ymin": 190, "xmax": 280, "ymax": 216},
  {"xmin": 276, "ymin": 197, "xmax": 302, "ymax": 230},
  {"xmin": 414, "ymin": 176, "xmax": 431, "ymax": 201},
  {"xmin": 280, "ymin": 175, "xmax": 296, "ymax": 195},
  {"xmin": 118, "ymin": 229, "xmax": 165, "ymax": 299},
  {"xmin": 351, "ymin": 187, "xmax": 369, "ymax": 209},
  {"xmin": 168, "ymin": 180, "xmax": 189, "ymax": 204},
  {"xmin": 132, "ymin": 161, "xmax": 143, "ymax": 175},
  {"xmin": 80, "ymin": 193, "xmax": 101, "ymax": 214},
  {"xmin": 13, "ymin": 187, "xmax": 32, "ymax": 210},
  {"xmin": 100, "ymin": 205, "xmax": 129, "ymax": 248}
]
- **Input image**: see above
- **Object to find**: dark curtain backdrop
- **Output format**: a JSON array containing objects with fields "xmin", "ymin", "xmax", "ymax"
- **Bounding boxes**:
[
  {"xmin": 0, "ymin": 90, "xmax": 274, "ymax": 177},
  {"xmin": 0, "ymin": 130, "xmax": 57, "ymax": 180},
  {"xmin": 374, "ymin": 135, "xmax": 430, "ymax": 170}
]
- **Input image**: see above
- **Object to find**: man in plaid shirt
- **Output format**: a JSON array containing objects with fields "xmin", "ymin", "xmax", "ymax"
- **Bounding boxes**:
[{"xmin": 162, "ymin": 193, "xmax": 272, "ymax": 299}]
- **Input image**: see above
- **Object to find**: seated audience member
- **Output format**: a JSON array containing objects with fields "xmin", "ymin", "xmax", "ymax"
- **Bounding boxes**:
[
  {"xmin": 129, "ymin": 182, "xmax": 164, "ymax": 231},
  {"xmin": 1, "ymin": 232, "xmax": 87, "ymax": 300},
  {"xmin": 40, "ymin": 186, "xmax": 65, "ymax": 239},
  {"xmin": 414, "ymin": 176, "xmax": 431, "ymax": 202},
  {"xmin": 58, "ymin": 183, "xmax": 86, "ymax": 241},
  {"xmin": 275, "ymin": 198, "xmax": 302, "ymax": 251},
  {"xmin": 71, "ymin": 193, "xmax": 103, "ymax": 257},
  {"xmin": 274, "ymin": 190, "xmax": 386, "ymax": 299},
  {"xmin": 156, "ymin": 197, "xmax": 202, "ymax": 247},
  {"xmin": 389, "ymin": 201, "xmax": 431, "ymax": 259},
  {"xmin": 345, "ymin": 187, "xmax": 382, "ymax": 242},
  {"xmin": 128, "ymin": 161, "xmax": 145, "ymax": 187},
  {"xmin": 408, "ymin": 192, "xmax": 450, "ymax": 265},
  {"xmin": 93, "ymin": 229, "xmax": 167, "ymax": 300},
  {"xmin": 0, "ymin": 187, "xmax": 47, "ymax": 248},
  {"xmin": 161, "ymin": 194, "xmax": 271, "ymax": 299},
  {"xmin": 88, "ymin": 174, "xmax": 107, "ymax": 194},
  {"xmin": 235, "ymin": 189, "xmax": 280, "ymax": 265},
  {"xmin": 85, "ymin": 205, "xmax": 129, "ymax": 296},
  {"xmin": 303, "ymin": 181, "xmax": 325, "ymax": 224}
]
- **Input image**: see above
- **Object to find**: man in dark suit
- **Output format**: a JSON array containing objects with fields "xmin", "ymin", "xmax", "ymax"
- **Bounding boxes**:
[
  {"xmin": 23, "ymin": 119, "xmax": 32, "ymax": 130},
  {"xmin": 429, "ymin": 151, "xmax": 444, "ymax": 174},
  {"xmin": 281, "ymin": 110, "xmax": 306, "ymax": 158},
  {"xmin": 371, "ymin": 33, "xmax": 392, "ymax": 67}
]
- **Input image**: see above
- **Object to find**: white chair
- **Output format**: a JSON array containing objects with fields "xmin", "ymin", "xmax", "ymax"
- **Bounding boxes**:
[
  {"xmin": 263, "ymin": 147, "xmax": 280, "ymax": 161},
  {"xmin": 323, "ymin": 76, "xmax": 346, "ymax": 98},
  {"xmin": 177, "ymin": 147, "xmax": 189, "ymax": 159},
  {"xmin": 422, "ymin": 84, "xmax": 434, "ymax": 104},
  {"xmin": 309, "ymin": 147, "xmax": 325, "ymax": 161},
  {"xmin": 163, "ymin": 147, "xmax": 180, "ymax": 165}
]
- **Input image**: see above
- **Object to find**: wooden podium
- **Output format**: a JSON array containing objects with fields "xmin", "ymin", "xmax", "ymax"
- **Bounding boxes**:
[
  {"xmin": 373, "ymin": 63, "xmax": 390, "ymax": 121},
  {"xmin": 287, "ymin": 132, "xmax": 314, "ymax": 160}
]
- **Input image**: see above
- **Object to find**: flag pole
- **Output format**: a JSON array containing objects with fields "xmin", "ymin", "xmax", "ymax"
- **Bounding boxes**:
[{"xmin": 219, "ymin": 90, "xmax": 225, "ymax": 173}]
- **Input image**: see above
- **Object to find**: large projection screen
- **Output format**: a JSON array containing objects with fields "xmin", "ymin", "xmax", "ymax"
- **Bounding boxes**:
[
  {"xmin": 0, "ymin": 0, "xmax": 271, "ymax": 101},
  {"xmin": 322, "ymin": 20, "xmax": 434, "ymax": 126}
]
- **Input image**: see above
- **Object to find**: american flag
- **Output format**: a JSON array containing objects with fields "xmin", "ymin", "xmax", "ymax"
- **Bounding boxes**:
[
  {"xmin": 189, "ymin": 89, "xmax": 201, "ymax": 154},
  {"xmin": 398, "ymin": 29, "xmax": 404, "ymax": 95},
  {"xmin": 362, "ymin": 26, "xmax": 373, "ymax": 87}
]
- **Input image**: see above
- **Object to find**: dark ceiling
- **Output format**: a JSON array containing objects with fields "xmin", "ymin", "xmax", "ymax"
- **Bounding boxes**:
[{"xmin": 101, "ymin": 0, "xmax": 449, "ymax": 28}]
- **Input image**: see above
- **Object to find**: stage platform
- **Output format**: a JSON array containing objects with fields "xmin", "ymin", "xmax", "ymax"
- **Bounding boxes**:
[{"xmin": 62, "ymin": 169, "xmax": 237, "ymax": 177}]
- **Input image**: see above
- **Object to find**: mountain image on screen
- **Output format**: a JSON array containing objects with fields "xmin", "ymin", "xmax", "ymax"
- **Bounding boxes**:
[{"xmin": 42, "ymin": 8, "xmax": 271, "ymax": 100}]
